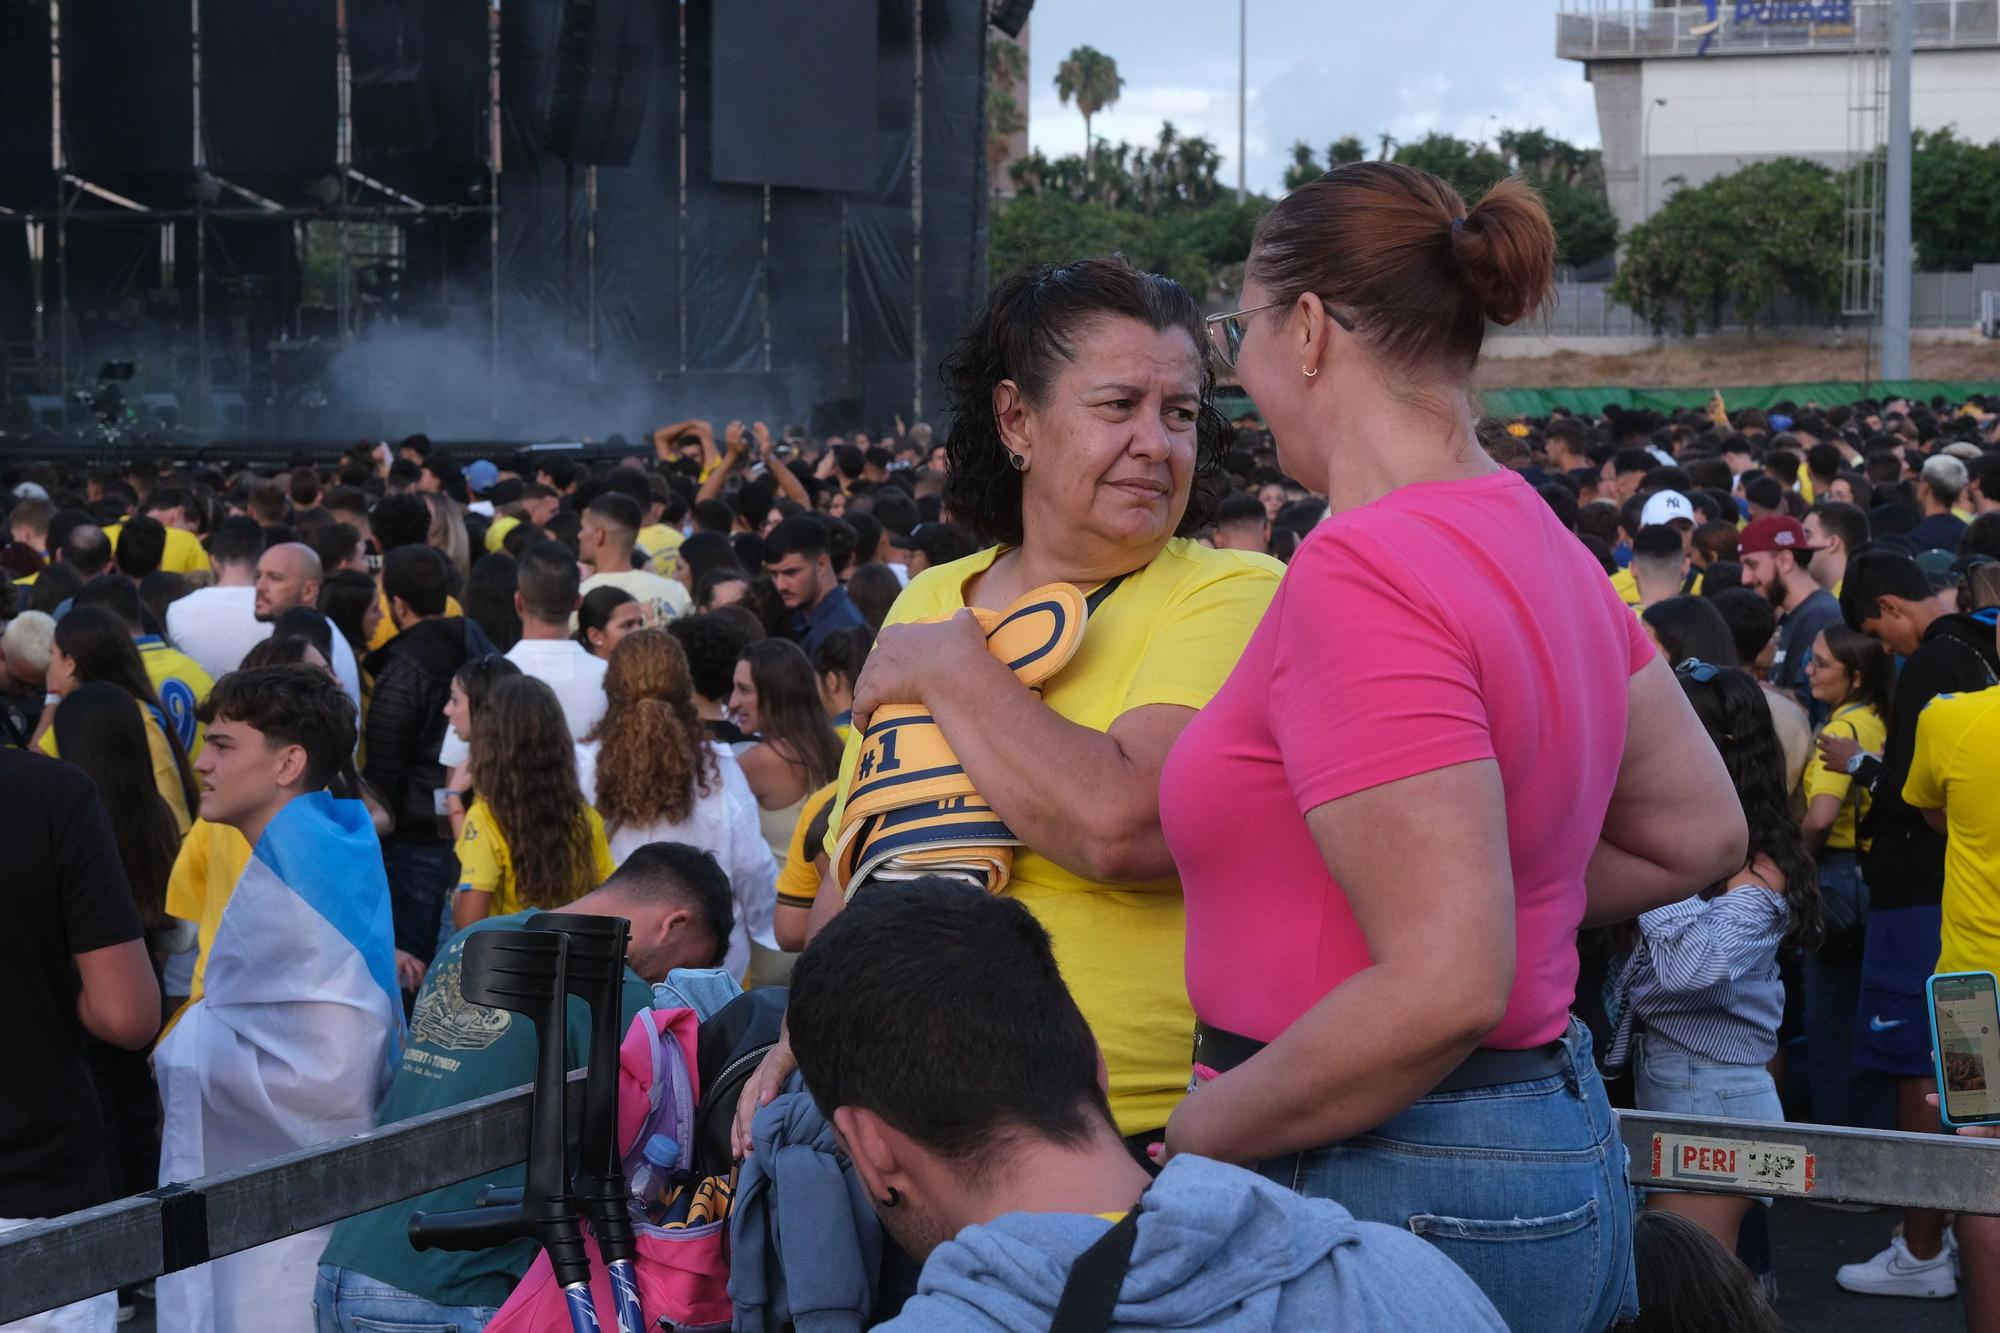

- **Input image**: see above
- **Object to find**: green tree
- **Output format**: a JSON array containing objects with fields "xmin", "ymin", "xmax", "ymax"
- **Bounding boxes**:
[
  {"xmin": 1327, "ymin": 135, "xmax": 1366, "ymax": 166},
  {"xmin": 1391, "ymin": 131, "xmax": 1510, "ymax": 202},
  {"xmin": 986, "ymin": 37, "xmax": 1029, "ymax": 176},
  {"xmin": 1283, "ymin": 141, "xmax": 1323, "ymax": 191},
  {"xmin": 1538, "ymin": 173, "xmax": 1619, "ymax": 269},
  {"xmin": 989, "ymin": 195, "xmax": 1211, "ymax": 297},
  {"xmin": 1911, "ymin": 128, "xmax": 2000, "ymax": 269},
  {"xmin": 988, "ymin": 89, "xmax": 1027, "ymax": 174},
  {"xmin": 1613, "ymin": 157, "xmax": 1842, "ymax": 334},
  {"xmin": 988, "ymin": 33, "xmax": 1027, "ymax": 86},
  {"xmin": 1053, "ymin": 45, "xmax": 1124, "ymax": 181}
]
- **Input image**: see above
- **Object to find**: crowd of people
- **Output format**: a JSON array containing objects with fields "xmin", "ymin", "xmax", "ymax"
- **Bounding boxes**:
[{"xmin": 6, "ymin": 157, "xmax": 2000, "ymax": 1333}]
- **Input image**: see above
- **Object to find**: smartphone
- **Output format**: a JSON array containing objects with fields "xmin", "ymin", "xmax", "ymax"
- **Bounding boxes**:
[{"xmin": 1928, "ymin": 971, "xmax": 2000, "ymax": 1129}]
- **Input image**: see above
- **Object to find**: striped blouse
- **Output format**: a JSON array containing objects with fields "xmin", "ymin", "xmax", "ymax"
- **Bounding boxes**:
[{"xmin": 1605, "ymin": 884, "xmax": 1792, "ymax": 1069}]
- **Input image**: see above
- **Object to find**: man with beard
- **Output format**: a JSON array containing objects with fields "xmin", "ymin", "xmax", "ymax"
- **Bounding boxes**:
[{"xmin": 1739, "ymin": 515, "xmax": 1843, "ymax": 722}]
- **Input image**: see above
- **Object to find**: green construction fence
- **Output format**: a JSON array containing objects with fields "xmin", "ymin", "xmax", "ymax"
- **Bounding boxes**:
[
  {"xmin": 1475, "ymin": 380, "xmax": 2000, "ymax": 419},
  {"xmin": 1215, "ymin": 380, "xmax": 2000, "ymax": 421}
]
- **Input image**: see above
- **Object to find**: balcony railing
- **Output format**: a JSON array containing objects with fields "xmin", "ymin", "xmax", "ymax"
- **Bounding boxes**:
[{"xmin": 1557, "ymin": 0, "xmax": 2000, "ymax": 58}]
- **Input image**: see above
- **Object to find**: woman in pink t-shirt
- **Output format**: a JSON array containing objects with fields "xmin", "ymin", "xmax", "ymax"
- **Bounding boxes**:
[{"xmin": 1156, "ymin": 163, "xmax": 1747, "ymax": 1333}]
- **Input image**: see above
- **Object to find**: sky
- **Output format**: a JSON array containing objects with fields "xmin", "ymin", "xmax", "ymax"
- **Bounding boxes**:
[{"xmin": 1025, "ymin": 0, "xmax": 1603, "ymax": 196}]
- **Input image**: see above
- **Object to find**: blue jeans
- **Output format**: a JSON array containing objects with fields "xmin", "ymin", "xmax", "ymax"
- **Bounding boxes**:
[
  {"xmin": 313, "ymin": 1265, "xmax": 497, "ymax": 1333},
  {"xmin": 1254, "ymin": 1020, "xmax": 1637, "ymax": 1333},
  {"xmin": 381, "ymin": 839, "xmax": 456, "ymax": 965},
  {"xmin": 1801, "ymin": 853, "xmax": 1897, "ymax": 1129},
  {"xmin": 1634, "ymin": 1035, "xmax": 1784, "ymax": 1121},
  {"xmin": 1633, "ymin": 1036, "xmax": 1784, "ymax": 1208}
]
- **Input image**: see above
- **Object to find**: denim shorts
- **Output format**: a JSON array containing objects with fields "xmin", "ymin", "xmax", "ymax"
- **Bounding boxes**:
[
  {"xmin": 1253, "ymin": 1020, "xmax": 1637, "ymax": 1333},
  {"xmin": 1633, "ymin": 1035, "xmax": 1784, "ymax": 1206},
  {"xmin": 313, "ymin": 1265, "xmax": 499, "ymax": 1333}
]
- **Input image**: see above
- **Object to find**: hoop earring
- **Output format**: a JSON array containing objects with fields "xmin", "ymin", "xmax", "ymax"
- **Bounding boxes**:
[
  {"xmin": 879, "ymin": 1187, "xmax": 902, "ymax": 1209},
  {"xmin": 1008, "ymin": 452, "xmax": 1028, "ymax": 471},
  {"xmin": 1302, "ymin": 366, "xmax": 1318, "ymax": 378}
]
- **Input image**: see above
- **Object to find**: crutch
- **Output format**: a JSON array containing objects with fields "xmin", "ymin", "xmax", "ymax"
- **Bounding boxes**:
[
  {"xmin": 530, "ymin": 911, "xmax": 646, "ymax": 1333},
  {"xmin": 470, "ymin": 914, "xmax": 647, "ymax": 1333},
  {"xmin": 408, "ymin": 929, "xmax": 601, "ymax": 1333}
]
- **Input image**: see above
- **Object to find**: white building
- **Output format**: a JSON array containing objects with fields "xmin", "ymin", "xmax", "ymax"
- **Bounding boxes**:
[{"xmin": 1557, "ymin": 1, "xmax": 2000, "ymax": 229}]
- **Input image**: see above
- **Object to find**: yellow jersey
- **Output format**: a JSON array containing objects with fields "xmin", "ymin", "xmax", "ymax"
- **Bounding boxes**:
[
  {"xmin": 40, "ymin": 695, "xmax": 193, "ymax": 832},
  {"xmin": 1905, "ymin": 687, "xmax": 2000, "ymax": 973},
  {"xmin": 825, "ymin": 537, "xmax": 1281, "ymax": 1135},
  {"xmin": 776, "ymin": 782, "xmax": 840, "ymax": 911},
  {"xmin": 1803, "ymin": 703, "xmax": 1888, "ymax": 852},
  {"xmin": 638, "ymin": 523, "xmax": 685, "ymax": 578},
  {"xmin": 106, "ymin": 521, "xmax": 211, "ymax": 574},
  {"xmin": 367, "ymin": 591, "xmax": 467, "ymax": 652},
  {"xmin": 135, "ymin": 635, "xmax": 211, "ymax": 759},
  {"xmin": 1609, "ymin": 566, "xmax": 1641, "ymax": 609},
  {"xmin": 162, "ymin": 819, "xmax": 255, "ymax": 1019},
  {"xmin": 455, "ymin": 796, "xmax": 616, "ymax": 918}
]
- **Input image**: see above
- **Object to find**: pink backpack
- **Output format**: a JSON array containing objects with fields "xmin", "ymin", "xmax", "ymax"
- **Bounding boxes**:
[{"xmin": 484, "ymin": 1006, "xmax": 734, "ymax": 1332}]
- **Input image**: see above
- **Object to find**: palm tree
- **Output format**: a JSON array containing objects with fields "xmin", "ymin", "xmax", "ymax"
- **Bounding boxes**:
[
  {"xmin": 1176, "ymin": 135, "xmax": 1222, "ymax": 208},
  {"xmin": 988, "ymin": 35, "xmax": 1027, "ymax": 91},
  {"xmin": 1283, "ymin": 140, "xmax": 1322, "ymax": 191},
  {"xmin": 988, "ymin": 87, "xmax": 1028, "ymax": 175},
  {"xmin": 1053, "ymin": 45, "xmax": 1124, "ymax": 181}
]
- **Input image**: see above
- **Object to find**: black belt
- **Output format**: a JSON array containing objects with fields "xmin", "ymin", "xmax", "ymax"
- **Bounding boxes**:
[{"xmin": 1192, "ymin": 1020, "xmax": 1567, "ymax": 1096}]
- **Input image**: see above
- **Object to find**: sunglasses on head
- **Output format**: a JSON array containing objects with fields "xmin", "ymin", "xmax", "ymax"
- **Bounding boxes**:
[{"xmin": 1674, "ymin": 658, "xmax": 1723, "ymax": 683}]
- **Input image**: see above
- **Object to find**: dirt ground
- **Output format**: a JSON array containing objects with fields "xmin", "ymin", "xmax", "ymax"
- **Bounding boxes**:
[{"xmin": 1477, "ymin": 339, "xmax": 2000, "ymax": 389}]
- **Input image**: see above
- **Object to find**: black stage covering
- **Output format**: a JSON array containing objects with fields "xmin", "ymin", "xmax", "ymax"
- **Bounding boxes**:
[{"xmin": 0, "ymin": 0, "xmax": 986, "ymax": 443}]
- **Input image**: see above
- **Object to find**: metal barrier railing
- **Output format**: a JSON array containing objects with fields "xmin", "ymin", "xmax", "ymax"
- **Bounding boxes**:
[
  {"xmin": 1, "ymin": 1092, "xmax": 1996, "ymax": 1324},
  {"xmin": 0, "ymin": 1076, "xmax": 580, "ymax": 1325}
]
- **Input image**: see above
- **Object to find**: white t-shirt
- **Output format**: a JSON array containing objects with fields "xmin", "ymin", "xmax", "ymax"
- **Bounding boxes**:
[
  {"xmin": 578, "ymin": 743, "xmax": 777, "ymax": 981},
  {"xmin": 165, "ymin": 585, "xmax": 266, "ymax": 681},
  {"xmin": 579, "ymin": 567, "xmax": 692, "ymax": 630},
  {"xmin": 163, "ymin": 588, "xmax": 361, "ymax": 715},
  {"xmin": 327, "ymin": 627, "xmax": 362, "ymax": 716},
  {"xmin": 506, "ymin": 637, "xmax": 608, "ymax": 743}
]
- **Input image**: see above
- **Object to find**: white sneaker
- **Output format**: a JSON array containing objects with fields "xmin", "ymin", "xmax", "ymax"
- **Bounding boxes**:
[
  {"xmin": 1835, "ymin": 1234, "xmax": 1958, "ymax": 1298},
  {"xmin": 1947, "ymin": 1223, "xmax": 1960, "ymax": 1279}
]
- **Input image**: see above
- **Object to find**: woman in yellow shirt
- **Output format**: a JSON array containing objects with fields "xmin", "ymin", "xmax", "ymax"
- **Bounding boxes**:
[
  {"xmin": 37, "ymin": 605, "xmax": 198, "ymax": 832},
  {"xmin": 452, "ymin": 675, "xmax": 615, "ymax": 928},
  {"xmin": 1800, "ymin": 623, "xmax": 1896, "ymax": 1129},
  {"xmin": 733, "ymin": 258, "xmax": 1282, "ymax": 1156}
]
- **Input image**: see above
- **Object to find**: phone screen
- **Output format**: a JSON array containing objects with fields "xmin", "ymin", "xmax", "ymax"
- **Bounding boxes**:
[{"xmin": 1934, "ymin": 972, "xmax": 2000, "ymax": 1123}]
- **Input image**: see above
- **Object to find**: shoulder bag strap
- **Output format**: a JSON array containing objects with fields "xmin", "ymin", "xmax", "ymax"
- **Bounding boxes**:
[
  {"xmin": 1047, "ymin": 1207, "xmax": 1142, "ymax": 1333},
  {"xmin": 1084, "ymin": 573, "xmax": 1131, "ymax": 618}
]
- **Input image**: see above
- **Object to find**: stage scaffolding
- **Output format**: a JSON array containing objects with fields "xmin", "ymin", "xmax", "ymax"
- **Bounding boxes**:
[{"xmin": 1, "ymin": 0, "xmax": 503, "ymax": 431}]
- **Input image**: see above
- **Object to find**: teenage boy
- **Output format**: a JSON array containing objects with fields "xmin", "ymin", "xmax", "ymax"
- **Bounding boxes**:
[{"xmin": 154, "ymin": 666, "xmax": 401, "ymax": 1333}]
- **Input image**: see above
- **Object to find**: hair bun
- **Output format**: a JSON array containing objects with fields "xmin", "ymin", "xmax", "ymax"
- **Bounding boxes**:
[{"xmin": 1448, "ymin": 176, "xmax": 1557, "ymax": 328}]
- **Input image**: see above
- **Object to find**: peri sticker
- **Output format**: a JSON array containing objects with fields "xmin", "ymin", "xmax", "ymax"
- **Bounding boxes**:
[{"xmin": 1649, "ymin": 1132, "xmax": 1816, "ymax": 1196}]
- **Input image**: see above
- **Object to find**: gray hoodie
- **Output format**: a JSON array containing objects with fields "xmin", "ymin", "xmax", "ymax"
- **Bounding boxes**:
[{"xmin": 875, "ymin": 1154, "xmax": 1506, "ymax": 1331}]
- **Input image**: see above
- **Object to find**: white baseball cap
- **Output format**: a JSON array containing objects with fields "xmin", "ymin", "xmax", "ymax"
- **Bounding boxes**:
[{"xmin": 1639, "ymin": 490, "xmax": 1697, "ymax": 529}]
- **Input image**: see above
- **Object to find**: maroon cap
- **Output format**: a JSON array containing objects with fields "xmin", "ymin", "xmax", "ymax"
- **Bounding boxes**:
[{"xmin": 1738, "ymin": 515, "xmax": 1825, "ymax": 557}]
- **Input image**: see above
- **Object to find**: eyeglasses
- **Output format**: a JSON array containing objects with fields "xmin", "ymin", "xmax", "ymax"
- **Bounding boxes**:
[
  {"xmin": 1674, "ymin": 658, "xmax": 1723, "ymax": 683},
  {"xmin": 1204, "ymin": 301, "xmax": 1354, "ymax": 368}
]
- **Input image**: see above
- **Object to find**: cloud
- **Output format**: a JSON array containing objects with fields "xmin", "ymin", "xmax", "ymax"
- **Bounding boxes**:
[{"xmin": 1027, "ymin": 1, "xmax": 1600, "ymax": 194}]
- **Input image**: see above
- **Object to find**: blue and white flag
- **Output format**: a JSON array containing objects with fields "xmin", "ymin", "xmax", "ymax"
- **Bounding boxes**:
[{"xmin": 154, "ymin": 792, "xmax": 402, "ymax": 1333}]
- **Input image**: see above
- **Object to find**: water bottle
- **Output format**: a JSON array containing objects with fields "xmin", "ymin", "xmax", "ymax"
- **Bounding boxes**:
[{"xmin": 627, "ymin": 1133, "xmax": 681, "ymax": 1216}]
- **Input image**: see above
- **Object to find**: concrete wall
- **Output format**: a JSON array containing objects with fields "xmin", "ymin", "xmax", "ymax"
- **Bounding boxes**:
[{"xmin": 1589, "ymin": 46, "xmax": 2000, "ymax": 228}]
